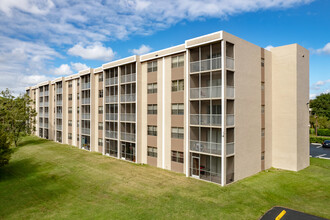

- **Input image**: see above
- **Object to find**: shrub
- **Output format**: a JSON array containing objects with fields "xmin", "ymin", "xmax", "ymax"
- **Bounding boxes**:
[
  {"xmin": 317, "ymin": 129, "xmax": 330, "ymax": 137},
  {"xmin": 0, "ymin": 130, "xmax": 12, "ymax": 167},
  {"xmin": 310, "ymin": 135, "xmax": 330, "ymax": 144}
]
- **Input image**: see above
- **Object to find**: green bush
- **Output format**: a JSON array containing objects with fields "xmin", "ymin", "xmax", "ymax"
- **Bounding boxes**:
[
  {"xmin": 0, "ymin": 130, "xmax": 12, "ymax": 167},
  {"xmin": 317, "ymin": 129, "xmax": 330, "ymax": 137},
  {"xmin": 310, "ymin": 135, "xmax": 330, "ymax": 144}
]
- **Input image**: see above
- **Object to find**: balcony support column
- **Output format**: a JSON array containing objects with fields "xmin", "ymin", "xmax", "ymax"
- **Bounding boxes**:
[{"xmin": 221, "ymin": 40, "xmax": 227, "ymax": 186}]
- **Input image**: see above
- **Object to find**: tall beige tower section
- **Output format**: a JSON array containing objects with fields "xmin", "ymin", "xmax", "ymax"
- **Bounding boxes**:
[{"xmin": 271, "ymin": 44, "xmax": 309, "ymax": 171}]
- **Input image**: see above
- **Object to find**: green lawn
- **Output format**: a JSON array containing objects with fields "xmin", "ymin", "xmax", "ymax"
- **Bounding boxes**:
[{"xmin": 0, "ymin": 136, "xmax": 330, "ymax": 219}]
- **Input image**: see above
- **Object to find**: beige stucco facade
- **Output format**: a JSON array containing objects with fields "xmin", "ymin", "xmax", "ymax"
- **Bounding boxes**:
[{"xmin": 26, "ymin": 30, "xmax": 309, "ymax": 186}]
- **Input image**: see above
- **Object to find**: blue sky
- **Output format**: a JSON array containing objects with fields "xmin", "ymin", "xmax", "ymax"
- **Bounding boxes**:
[{"xmin": 0, "ymin": 0, "xmax": 329, "ymax": 98}]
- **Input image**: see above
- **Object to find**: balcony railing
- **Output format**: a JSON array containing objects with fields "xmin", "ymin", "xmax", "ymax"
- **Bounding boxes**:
[
  {"xmin": 106, "ymin": 113, "xmax": 118, "ymax": 121},
  {"xmin": 44, "ymin": 91, "xmax": 49, "ymax": 96},
  {"xmin": 81, "ymin": 82, "xmax": 90, "ymax": 90},
  {"xmin": 226, "ymin": 114, "xmax": 235, "ymax": 126},
  {"xmin": 105, "ymin": 77, "xmax": 118, "ymax": 86},
  {"xmin": 44, "ymin": 112, "xmax": 49, "ymax": 117},
  {"xmin": 82, "ymin": 98, "xmax": 90, "ymax": 105},
  {"xmin": 190, "ymin": 114, "xmax": 221, "ymax": 126},
  {"xmin": 226, "ymin": 142, "xmax": 235, "ymax": 155},
  {"xmin": 226, "ymin": 57, "xmax": 235, "ymax": 69},
  {"xmin": 39, "ymin": 112, "xmax": 43, "ymax": 117},
  {"xmin": 44, "ymin": 102, "xmax": 49, "ymax": 107},
  {"xmin": 190, "ymin": 140, "xmax": 221, "ymax": 155},
  {"xmin": 44, "ymin": 123, "xmax": 48, "ymax": 128},
  {"xmin": 190, "ymin": 86, "xmax": 221, "ymax": 99},
  {"xmin": 39, "ymin": 102, "xmax": 43, "ymax": 107},
  {"xmin": 121, "ymin": 73, "xmax": 136, "ymax": 84},
  {"xmin": 56, "ymin": 88, "xmax": 62, "ymax": 94},
  {"xmin": 105, "ymin": 131, "xmax": 117, "ymax": 139},
  {"xmin": 82, "ymin": 113, "xmax": 90, "ymax": 120},
  {"xmin": 120, "ymin": 113, "xmax": 136, "ymax": 122},
  {"xmin": 39, "ymin": 122, "xmax": 43, "ymax": 127},
  {"xmin": 121, "ymin": 132, "xmax": 136, "ymax": 142},
  {"xmin": 120, "ymin": 94, "xmax": 136, "ymax": 102},
  {"xmin": 56, "ymin": 113, "xmax": 62, "ymax": 118},
  {"xmin": 56, "ymin": 100, "xmax": 62, "ymax": 106},
  {"xmin": 82, "ymin": 128, "xmax": 90, "ymax": 135},
  {"xmin": 226, "ymin": 86, "xmax": 235, "ymax": 98},
  {"xmin": 56, "ymin": 125, "xmax": 62, "ymax": 130},
  {"xmin": 105, "ymin": 95, "xmax": 118, "ymax": 103},
  {"xmin": 39, "ymin": 91, "xmax": 43, "ymax": 97},
  {"xmin": 190, "ymin": 57, "xmax": 221, "ymax": 73}
]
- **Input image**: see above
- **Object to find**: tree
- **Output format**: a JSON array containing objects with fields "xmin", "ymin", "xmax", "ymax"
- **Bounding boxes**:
[
  {"xmin": 0, "ymin": 89, "xmax": 36, "ymax": 148},
  {"xmin": 310, "ymin": 93, "xmax": 330, "ymax": 119},
  {"xmin": 0, "ymin": 129, "xmax": 12, "ymax": 167}
]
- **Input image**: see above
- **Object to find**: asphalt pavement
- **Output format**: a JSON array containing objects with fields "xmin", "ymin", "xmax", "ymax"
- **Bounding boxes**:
[
  {"xmin": 310, "ymin": 143, "xmax": 330, "ymax": 159},
  {"xmin": 260, "ymin": 207, "xmax": 327, "ymax": 220}
]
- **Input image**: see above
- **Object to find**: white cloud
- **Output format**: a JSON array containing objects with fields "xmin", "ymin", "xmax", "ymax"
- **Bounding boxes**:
[
  {"xmin": 53, "ymin": 64, "xmax": 73, "ymax": 75},
  {"xmin": 130, "ymin": 44, "xmax": 152, "ymax": 55},
  {"xmin": 0, "ymin": 0, "xmax": 54, "ymax": 16},
  {"xmin": 265, "ymin": 45, "xmax": 274, "ymax": 51},
  {"xmin": 314, "ymin": 43, "xmax": 330, "ymax": 54},
  {"xmin": 71, "ymin": 62, "xmax": 89, "ymax": 72},
  {"xmin": 68, "ymin": 42, "xmax": 115, "ymax": 61},
  {"xmin": 311, "ymin": 79, "xmax": 330, "ymax": 90}
]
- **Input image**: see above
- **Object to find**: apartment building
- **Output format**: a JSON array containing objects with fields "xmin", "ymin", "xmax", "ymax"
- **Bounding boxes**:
[{"xmin": 26, "ymin": 31, "xmax": 310, "ymax": 186}]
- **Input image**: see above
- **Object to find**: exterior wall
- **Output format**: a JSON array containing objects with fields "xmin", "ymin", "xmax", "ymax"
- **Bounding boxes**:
[{"xmin": 26, "ymin": 30, "xmax": 309, "ymax": 186}]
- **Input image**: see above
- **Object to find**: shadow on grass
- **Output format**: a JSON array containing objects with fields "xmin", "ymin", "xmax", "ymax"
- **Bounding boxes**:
[
  {"xmin": 17, "ymin": 137, "xmax": 49, "ymax": 148},
  {"xmin": 0, "ymin": 158, "xmax": 39, "ymax": 181}
]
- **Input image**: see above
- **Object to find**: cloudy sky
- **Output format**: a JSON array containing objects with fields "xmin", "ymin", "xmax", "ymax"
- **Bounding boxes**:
[{"xmin": 0, "ymin": 0, "xmax": 329, "ymax": 98}]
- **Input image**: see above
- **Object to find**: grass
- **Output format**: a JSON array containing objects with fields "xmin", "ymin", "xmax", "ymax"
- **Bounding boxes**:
[{"xmin": 0, "ymin": 136, "xmax": 330, "ymax": 219}]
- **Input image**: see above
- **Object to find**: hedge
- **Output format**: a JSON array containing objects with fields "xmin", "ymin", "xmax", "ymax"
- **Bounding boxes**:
[
  {"xmin": 317, "ymin": 129, "xmax": 330, "ymax": 137},
  {"xmin": 310, "ymin": 136, "xmax": 330, "ymax": 144}
]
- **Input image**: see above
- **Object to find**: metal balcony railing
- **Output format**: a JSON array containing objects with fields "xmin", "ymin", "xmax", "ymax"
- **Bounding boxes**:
[
  {"xmin": 105, "ymin": 113, "xmax": 118, "ymax": 121},
  {"xmin": 226, "ymin": 142, "xmax": 235, "ymax": 155},
  {"xmin": 82, "ymin": 113, "xmax": 90, "ymax": 120},
  {"xmin": 226, "ymin": 86, "xmax": 235, "ymax": 98},
  {"xmin": 121, "ymin": 73, "xmax": 136, "ymax": 84},
  {"xmin": 56, "ymin": 113, "xmax": 62, "ymax": 118},
  {"xmin": 105, "ymin": 95, "xmax": 118, "ymax": 103},
  {"xmin": 82, "ymin": 128, "xmax": 90, "ymax": 135},
  {"xmin": 120, "ymin": 94, "xmax": 136, "ymax": 102},
  {"xmin": 190, "ymin": 114, "xmax": 221, "ymax": 126},
  {"xmin": 44, "ymin": 123, "xmax": 48, "ymax": 128},
  {"xmin": 44, "ymin": 102, "xmax": 49, "ymax": 107},
  {"xmin": 105, "ymin": 131, "xmax": 117, "ymax": 139},
  {"xmin": 190, "ymin": 140, "xmax": 221, "ymax": 155},
  {"xmin": 56, "ymin": 88, "xmax": 62, "ymax": 94},
  {"xmin": 226, "ymin": 57, "xmax": 235, "ymax": 69},
  {"xmin": 39, "ymin": 102, "xmax": 43, "ymax": 107},
  {"xmin": 105, "ymin": 77, "xmax": 118, "ymax": 86},
  {"xmin": 56, "ymin": 125, "xmax": 62, "ymax": 130},
  {"xmin": 56, "ymin": 100, "xmax": 62, "ymax": 106},
  {"xmin": 81, "ymin": 82, "xmax": 90, "ymax": 90},
  {"xmin": 226, "ymin": 114, "xmax": 235, "ymax": 126},
  {"xmin": 121, "ymin": 132, "xmax": 136, "ymax": 142},
  {"xmin": 44, "ymin": 91, "xmax": 49, "ymax": 96},
  {"xmin": 39, "ymin": 112, "xmax": 43, "ymax": 117},
  {"xmin": 190, "ymin": 57, "xmax": 221, "ymax": 73},
  {"xmin": 44, "ymin": 112, "xmax": 49, "ymax": 117},
  {"xmin": 39, "ymin": 91, "xmax": 43, "ymax": 97},
  {"xmin": 120, "ymin": 113, "xmax": 136, "ymax": 122},
  {"xmin": 190, "ymin": 86, "xmax": 221, "ymax": 99},
  {"xmin": 82, "ymin": 98, "xmax": 90, "ymax": 105},
  {"xmin": 39, "ymin": 122, "xmax": 43, "ymax": 127}
]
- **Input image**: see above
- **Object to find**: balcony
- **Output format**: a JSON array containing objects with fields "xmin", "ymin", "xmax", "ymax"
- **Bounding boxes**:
[
  {"xmin": 81, "ymin": 82, "xmax": 90, "ymax": 90},
  {"xmin": 226, "ymin": 142, "xmax": 235, "ymax": 155},
  {"xmin": 56, "ymin": 113, "xmax": 62, "ymax": 118},
  {"xmin": 39, "ymin": 91, "xmax": 43, "ymax": 97},
  {"xmin": 190, "ymin": 114, "xmax": 221, "ymax": 126},
  {"xmin": 39, "ymin": 122, "xmax": 43, "ymax": 127},
  {"xmin": 121, "ymin": 94, "xmax": 136, "ymax": 103},
  {"xmin": 44, "ymin": 112, "xmax": 49, "ymax": 117},
  {"xmin": 44, "ymin": 102, "xmax": 49, "ymax": 107},
  {"xmin": 44, "ymin": 91, "xmax": 49, "ymax": 96},
  {"xmin": 226, "ymin": 114, "xmax": 235, "ymax": 126},
  {"xmin": 39, "ymin": 112, "xmax": 43, "ymax": 117},
  {"xmin": 39, "ymin": 102, "xmax": 43, "ymax": 107},
  {"xmin": 226, "ymin": 57, "xmax": 234, "ymax": 69},
  {"xmin": 190, "ymin": 57, "xmax": 221, "ymax": 73},
  {"xmin": 44, "ymin": 123, "xmax": 48, "ymax": 128},
  {"xmin": 121, "ymin": 132, "xmax": 136, "ymax": 142},
  {"xmin": 105, "ymin": 130, "xmax": 117, "ymax": 139},
  {"xmin": 105, "ymin": 77, "xmax": 118, "ymax": 86},
  {"xmin": 56, "ymin": 125, "xmax": 62, "ymax": 130},
  {"xmin": 190, "ymin": 140, "xmax": 221, "ymax": 155},
  {"xmin": 105, "ymin": 95, "xmax": 118, "ymax": 103},
  {"xmin": 190, "ymin": 86, "xmax": 221, "ymax": 99},
  {"xmin": 56, "ymin": 100, "xmax": 62, "ymax": 106},
  {"xmin": 121, "ymin": 73, "xmax": 136, "ymax": 84},
  {"xmin": 82, "ymin": 98, "xmax": 90, "ymax": 105},
  {"xmin": 105, "ymin": 113, "xmax": 118, "ymax": 121},
  {"xmin": 56, "ymin": 88, "xmax": 62, "ymax": 94},
  {"xmin": 82, "ymin": 128, "xmax": 90, "ymax": 135},
  {"xmin": 120, "ymin": 113, "xmax": 136, "ymax": 122},
  {"xmin": 82, "ymin": 113, "xmax": 90, "ymax": 120}
]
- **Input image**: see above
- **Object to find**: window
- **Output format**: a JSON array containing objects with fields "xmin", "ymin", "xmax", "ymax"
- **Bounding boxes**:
[
  {"xmin": 68, "ymin": 107, "xmax": 72, "ymax": 114},
  {"xmin": 171, "ymin": 151, "xmax": 183, "ymax": 163},
  {"xmin": 147, "ymin": 104, "xmax": 157, "ymax": 114},
  {"xmin": 147, "ymin": 125, "xmax": 157, "ymax": 136},
  {"xmin": 68, "ymin": 133, "xmax": 72, "ymax": 140},
  {"xmin": 98, "ymin": 122, "xmax": 103, "ymax": 130},
  {"xmin": 99, "ymin": 90, "xmax": 103, "ymax": 98},
  {"xmin": 147, "ymin": 61, "xmax": 157, "ymax": 72},
  {"xmin": 261, "ymin": 82, "xmax": 265, "ymax": 90},
  {"xmin": 68, "ymin": 120, "xmax": 72, "ymax": 127},
  {"xmin": 261, "ymin": 128, "xmax": 265, "ymax": 137},
  {"xmin": 77, "ymin": 93, "xmax": 79, "ymax": 100},
  {"xmin": 261, "ymin": 105, "xmax": 265, "ymax": 114},
  {"xmin": 98, "ymin": 106, "xmax": 103, "ymax": 114},
  {"xmin": 171, "ymin": 103, "xmax": 184, "ymax": 115},
  {"xmin": 68, "ymin": 81, "xmax": 72, "ymax": 88},
  {"xmin": 77, "ymin": 107, "xmax": 79, "ymax": 113},
  {"xmin": 77, "ymin": 121, "xmax": 79, "ymax": 128},
  {"xmin": 99, "ymin": 73, "xmax": 103, "ymax": 82},
  {"xmin": 77, "ymin": 81, "xmax": 80, "ymax": 87},
  {"xmin": 77, "ymin": 136, "xmax": 79, "ymax": 141},
  {"xmin": 147, "ymin": 83, "xmax": 157, "ymax": 94},
  {"xmin": 261, "ymin": 58, "xmax": 265, "ymax": 67},
  {"xmin": 172, "ymin": 80, "xmax": 184, "ymax": 92},
  {"xmin": 171, "ymin": 127, "xmax": 184, "ymax": 139},
  {"xmin": 68, "ymin": 94, "xmax": 72, "ymax": 101},
  {"xmin": 261, "ymin": 151, "xmax": 265, "ymax": 160},
  {"xmin": 147, "ymin": 146, "xmax": 157, "ymax": 157},
  {"xmin": 98, "ymin": 138, "xmax": 103, "ymax": 146},
  {"xmin": 171, "ymin": 55, "xmax": 184, "ymax": 68}
]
